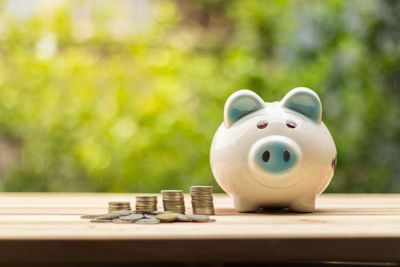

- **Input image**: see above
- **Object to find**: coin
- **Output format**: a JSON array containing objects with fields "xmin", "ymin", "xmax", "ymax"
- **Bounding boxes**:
[
  {"xmin": 97, "ymin": 214, "xmax": 120, "ymax": 220},
  {"xmin": 156, "ymin": 213, "xmax": 178, "ymax": 222},
  {"xmin": 190, "ymin": 185, "xmax": 215, "ymax": 215},
  {"xmin": 135, "ymin": 195, "xmax": 158, "ymax": 213},
  {"xmin": 90, "ymin": 219, "xmax": 113, "ymax": 223},
  {"xmin": 190, "ymin": 186, "xmax": 213, "ymax": 190},
  {"xmin": 176, "ymin": 214, "xmax": 191, "ymax": 222},
  {"xmin": 187, "ymin": 214, "xmax": 215, "ymax": 222},
  {"xmin": 97, "ymin": 210, "xmax": 131, "ymax": 219},
  {"xmin": 108, "ymin": 201, "xmax": 131, "ymax": 212},
  {"xmin": 135, "ymin": 195, "xmax": 157, "ymax": 200},
  {"xmin": 150, "ymin": 211, "xmax": 173, "ymax": 215},
  {"xmin": 119, "ymin": 214, "xmax": 143, "ymax": 221},
  {"xmin": 108, "ymin": 208, "xmax": 131, "ymax": 212},
  {"xmin": 161, "ymin": 190, "xmax": 185, "ymax": 214},
  {"xmin": 109, "ymin": 201, "xmax": 130, "ymax": 204},
  {"xmin": 144, "ymin": 214, "xmax": 157, "ymax": 219},
  {"xmin": 161, "ymin": 190, "xmax": 183, "ymax": 194},
  {"xmin": 135, "ymin": 218, "xmax": 161, "ymax": 224},
  {"xmin": 112, "ymin": 218, "xmax": 134, "ymax": 224},
  {"xmin": 109, "ymin": 210, "xmax": 132, "ymax": 216}
]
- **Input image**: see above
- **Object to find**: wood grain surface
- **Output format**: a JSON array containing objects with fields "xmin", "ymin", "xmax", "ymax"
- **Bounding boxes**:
[{"xmin": 0, "ymin": 193, "xmax": 399, "ymax": 264}]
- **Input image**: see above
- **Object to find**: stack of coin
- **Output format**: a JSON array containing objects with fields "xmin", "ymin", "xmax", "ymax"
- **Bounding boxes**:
[
  {"xmin": 135, "ymin": 195, "xmax": 158, "ymax": 213},
  {"xmin": 108, "ymin": 201, "xmax": 131, "ymax": 212},
  {"xmin": 161, "ymin": 190, "xmax": 185, "ymax": 214},
  {"xmin": 190, "ymin": 186, "xmax": 215, "ymax": 215}
]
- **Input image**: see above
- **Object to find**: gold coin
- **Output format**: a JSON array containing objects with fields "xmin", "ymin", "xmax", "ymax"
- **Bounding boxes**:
[
  {"xmin": 156, "ymin": 213, "xmax": 178, "ymax": 222},
  {"xmin": 135, "ymin": 218, "xmax": 161, "ymax": 224}
]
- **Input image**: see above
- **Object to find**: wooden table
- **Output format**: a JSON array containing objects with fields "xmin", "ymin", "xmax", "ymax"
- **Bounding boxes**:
[{"xmin": 0, "ymin": 193, "xmax": 399, "ymax": 265}]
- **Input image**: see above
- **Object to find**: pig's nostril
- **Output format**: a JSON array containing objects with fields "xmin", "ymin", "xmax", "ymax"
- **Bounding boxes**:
[
  {"xmin": 262, "ymin": 151, "xmax": 270, "ymax": 162},
  {"xmin": 283, "ymin": 151, "xmax": 290, "ymax": 163}
]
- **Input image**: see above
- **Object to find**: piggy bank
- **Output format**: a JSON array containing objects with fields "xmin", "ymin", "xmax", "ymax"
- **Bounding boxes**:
[{"xmin": 210, "ymin": 87, "xmax": 337, "ymax": 212}]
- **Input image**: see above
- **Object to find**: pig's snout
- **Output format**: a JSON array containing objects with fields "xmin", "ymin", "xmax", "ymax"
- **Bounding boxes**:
[{"xmin": 250, "ymin": 136, "xmax": 301, "ymax": 175}]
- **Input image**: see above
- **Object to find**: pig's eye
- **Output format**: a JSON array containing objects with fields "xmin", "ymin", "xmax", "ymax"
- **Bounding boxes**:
[
  {"xmin": 257, "ymin": 120, "xmax": 268, "ymax": 129},
  {"xmin": 286, "ymin": 120, "xmax": 297, "ymax": 129}
]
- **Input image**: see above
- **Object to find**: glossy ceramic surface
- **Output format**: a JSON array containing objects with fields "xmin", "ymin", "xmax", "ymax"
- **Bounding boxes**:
[{"xmin": 210, "ymin": 87, "xmax": 337, "ymax": 212}]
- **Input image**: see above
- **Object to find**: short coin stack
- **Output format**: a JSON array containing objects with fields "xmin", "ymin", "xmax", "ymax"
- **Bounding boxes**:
[
  {"xmin": 161, "ymin": 190, "xmax": 185, "ymax": 214},
  {"xmin": 190, "ymin": 186, "xmax": 215, "ymax": 215},
  {"xmin": 135, "ymin": 195, "xmax": 158, "ymax": 213},
  {"xmin": 108, "ymin": 201, "xmax": 131, "ymax": 212}
]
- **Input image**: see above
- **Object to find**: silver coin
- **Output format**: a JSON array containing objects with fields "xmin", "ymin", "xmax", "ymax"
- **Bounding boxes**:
[
  {"xmin": 90, "ymin": 219, "xmax": 113, "ymax": 223},
  {"xmin": 176, "ymin": 214, "xmax": 191, "ymax": 222},
  {"xmin": 144, "ymin": 214, "xmax": 157, "ymax": 219},
  {"xmin": 108, "ymin": 209, "xmax": 131, "ymax": 213},
  {"xmin": 187, "ymin": 214, "xmax": 214, "ymax": 222},
  {"xmin": 97, "ymin": 214, "xmax": 120, "ymax": 219},
  {"xmin": 135, "ymin": 218, "xmax": 160, "ymax": 224},
  {"xmin": 109, "ymin": 210, "xmax": 132, "ymax": 216},
  {"xmin": 98, "ymin": 210, "xmax": 131, "ymax": 219},
  {"xmin": 112, "ymin": 218, "xmax": 134, "ymax": 224},
  {"xmin": 119, "ymin": 214, "xmax": 143, "ymax": 221}
]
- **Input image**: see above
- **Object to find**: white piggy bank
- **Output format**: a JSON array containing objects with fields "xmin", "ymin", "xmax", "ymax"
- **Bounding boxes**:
[{"xmin": 210, "ymin": 87, "xmax": 337, "ymax": 212}]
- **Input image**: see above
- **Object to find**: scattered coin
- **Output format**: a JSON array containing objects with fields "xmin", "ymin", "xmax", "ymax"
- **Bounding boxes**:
[
  {"xmin": 112, "ymin": 218, "xmax": 134, "ymax": 224},
  {"xmin": 96, "ymin": 214, "xmax": 120, "ymax": 220},
  {"xmin": 97, "ymin": 210, "xmax": 131, "ymax": 219},
  {"xmin": 144, "ymin": 214, "xmax": 157, "ymax": 219},
  {"xmin": 176, "ymin": 214, "xmax": 191, "ymax": 222},
  {"xmin": 119, "ymin": 214, "xmax": 143, "ymax": 221},
  {"xmin": 109, "ymin": 210, "xmax": 132, "ymax": 216},
  {"xmin": 90, "ymin": 219, "xmax": 114, "ymax": 223},
  {"xmin": 150, "ymin": 210, "xmax": 173, "ymax": 215},
  {"xmin": 187, "ymin": 214, "xmax": 215, "ymax": 222},
  {"xmin": 135, "ymin": 218, "xmax": 161, "ymax": 224},
  {"xmin": 156, "ymin": 213, "xmax": 178, "ymax": 222}
]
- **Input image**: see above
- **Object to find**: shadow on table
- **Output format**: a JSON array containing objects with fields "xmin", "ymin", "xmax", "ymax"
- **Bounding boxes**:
[{"xmin": 215, "ymin": 207, "xmax": 400, "ymax": 216}]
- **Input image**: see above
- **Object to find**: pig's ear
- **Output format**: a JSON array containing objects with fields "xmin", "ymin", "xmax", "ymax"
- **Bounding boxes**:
[
  {"xmin": 224, "ymin": 90, "xmax": 264, "ymax": 127},
  {"xmin": 281, "ymin": 87, "xmax": 322, "ymax": 123}
]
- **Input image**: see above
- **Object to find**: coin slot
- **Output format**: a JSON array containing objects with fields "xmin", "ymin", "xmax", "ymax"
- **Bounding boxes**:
[{"xmin": 286, "ymin": 120, "xmax": 297, "ymax": 129}]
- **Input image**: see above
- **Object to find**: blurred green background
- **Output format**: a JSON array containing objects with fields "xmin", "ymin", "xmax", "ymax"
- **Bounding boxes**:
[{"xmin": 0, "ymin": 0, "xmax": 399, "ymax": 193}]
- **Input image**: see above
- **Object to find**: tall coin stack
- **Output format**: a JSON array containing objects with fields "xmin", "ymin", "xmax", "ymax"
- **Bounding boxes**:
[
  {"xmin": 108, "ymin": 201, "xmax": 131, "ymax": 212},
  {"xmin": 190, "ymin": 186, "xmax": 215, "ymax": 215},
  {"xmin": 135, "ymin": 195, "xmax": 158, "ymax": 213},
  {"xmin": 161, "ymin": 190, "xmax": 185, "ymax": 214}
]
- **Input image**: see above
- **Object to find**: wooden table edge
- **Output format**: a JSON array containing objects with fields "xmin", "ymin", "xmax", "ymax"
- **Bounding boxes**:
[{"xmin": 0, "ymin": 237, "xmax": 399, "ymax": 263}]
